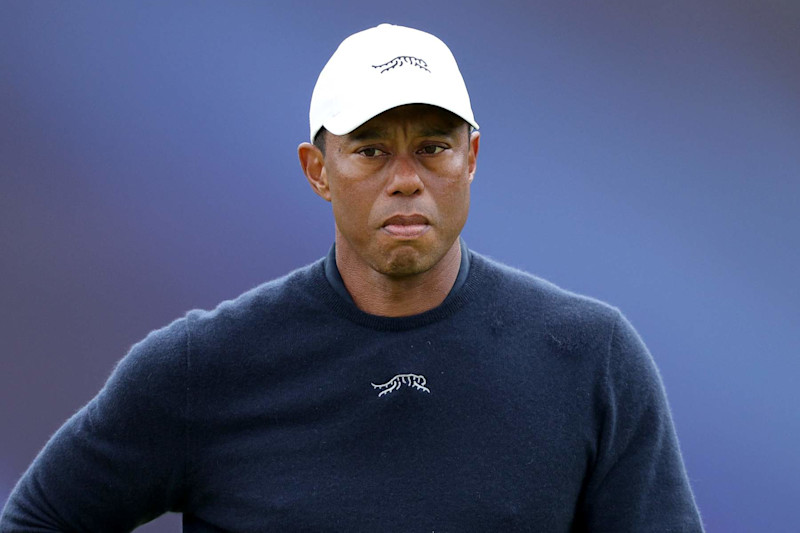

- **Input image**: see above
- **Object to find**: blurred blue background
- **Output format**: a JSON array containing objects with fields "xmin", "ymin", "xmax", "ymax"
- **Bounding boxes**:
[{"xmin": 1, "ymin": 1, "xmax": 798, "ymax": 531}]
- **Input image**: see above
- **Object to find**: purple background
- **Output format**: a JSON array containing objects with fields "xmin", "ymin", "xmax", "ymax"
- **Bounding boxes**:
[{"xmin": 2, "ymin": 1, "xmax": 798, "ymax": 531}]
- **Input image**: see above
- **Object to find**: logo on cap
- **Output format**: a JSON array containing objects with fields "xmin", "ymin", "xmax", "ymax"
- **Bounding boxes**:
[{"xmin": 372, "ymin": 56, "xmax": 430, "ymax": 74}]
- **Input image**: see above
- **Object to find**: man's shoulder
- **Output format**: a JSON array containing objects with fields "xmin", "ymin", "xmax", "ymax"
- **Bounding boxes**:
[
  {"xmin": 470, "ymin": 250, "xmax": 620, "ymax": 345},
  {"xmin": 184, "ymin": 257, "xmax": 325, "ymax": 333},
  {"xmin": 473, "ymin": 251, "xmax": 616, "ymax": 313}
]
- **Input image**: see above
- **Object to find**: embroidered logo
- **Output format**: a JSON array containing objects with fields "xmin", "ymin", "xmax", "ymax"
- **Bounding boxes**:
[
  {"xmin": 371, "ymin": 373, "xmax": 430, "ymax": 397},
  {"xmin": 372, "ymin": 56, "xmax": 430, "ymax": 74}
]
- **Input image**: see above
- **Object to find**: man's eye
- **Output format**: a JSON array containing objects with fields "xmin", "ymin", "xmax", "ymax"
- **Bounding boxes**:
[
  {"xmin": 358, "ymin": 147, "xmax": 386, "ymax": 157},
  {"xmin": 419, "ymin": 145, "xmax": 445, "ymax": 155}
]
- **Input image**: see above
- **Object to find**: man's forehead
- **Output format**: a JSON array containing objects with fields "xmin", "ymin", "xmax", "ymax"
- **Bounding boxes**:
[{"xmin": 346, "ymin": 105, "xmax": 465, "ymax": 140}]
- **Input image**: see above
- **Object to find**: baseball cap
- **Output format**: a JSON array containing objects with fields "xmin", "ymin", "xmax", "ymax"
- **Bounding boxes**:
[{"xmin": 308, "ymin": 23, "xmax": 479, "ymax": 141}]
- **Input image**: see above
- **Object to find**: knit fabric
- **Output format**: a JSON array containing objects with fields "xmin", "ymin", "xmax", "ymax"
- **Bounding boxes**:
[{"xmin": 1, "ymin": 248, "xmax": 703, "ymax": 532}]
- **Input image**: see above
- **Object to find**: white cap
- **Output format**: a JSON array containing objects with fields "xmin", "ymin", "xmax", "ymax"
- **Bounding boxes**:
[{"xmin": 308, "ymin": 24, "xmax": 479, "ymax": 141}]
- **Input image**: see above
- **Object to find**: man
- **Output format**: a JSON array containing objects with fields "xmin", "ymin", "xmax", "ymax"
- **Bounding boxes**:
[{"xmin": 1, "ymin": 24, "xmax": 703, "ymax": 532}]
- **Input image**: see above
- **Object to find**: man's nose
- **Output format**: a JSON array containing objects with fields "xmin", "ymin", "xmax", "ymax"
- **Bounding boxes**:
[{"xmin": 386, "ymin": 156, "xmax": 424, "ymax": 196}]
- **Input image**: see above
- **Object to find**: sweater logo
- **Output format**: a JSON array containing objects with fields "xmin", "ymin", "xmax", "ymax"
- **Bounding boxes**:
[{"xmin": 371, "ymin": 373, "xmax": 430, "ymax": 397}]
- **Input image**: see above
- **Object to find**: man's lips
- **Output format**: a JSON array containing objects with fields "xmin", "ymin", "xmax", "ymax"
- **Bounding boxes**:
[{"xmin": 381, "ymin": 214, "xmax": 430, "ymax": 238}]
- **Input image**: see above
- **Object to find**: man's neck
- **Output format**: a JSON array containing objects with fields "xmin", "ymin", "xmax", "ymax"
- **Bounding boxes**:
[{"xmin": 336, "ymin": 241, "xmax": 462, "ymax": 317}]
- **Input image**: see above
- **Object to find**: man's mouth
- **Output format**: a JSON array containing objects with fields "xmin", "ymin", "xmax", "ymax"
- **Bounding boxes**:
[{"xmin": 381, "ymin": 214, "xmax": 430, "ymax": 238}]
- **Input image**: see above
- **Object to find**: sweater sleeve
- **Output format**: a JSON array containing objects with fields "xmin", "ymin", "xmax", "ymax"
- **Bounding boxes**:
[
  {"xmin": 579, "ymin": 310, "xmax": 704, "ymax": 532},
  {"xmin": 0, "ymin": 318, "xmax": 189, "ymax": 532}
]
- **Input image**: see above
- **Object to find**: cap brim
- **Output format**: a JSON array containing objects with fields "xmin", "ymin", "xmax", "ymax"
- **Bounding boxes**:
[{"xmin": 322, "ymin": 89, "xmax": 478, "ymax": 136}]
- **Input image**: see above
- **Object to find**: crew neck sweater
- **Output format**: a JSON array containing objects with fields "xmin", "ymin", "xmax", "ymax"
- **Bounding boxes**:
[{"xmin": 1, "ymin": 248, "xmax": 703, "ymax": 532}]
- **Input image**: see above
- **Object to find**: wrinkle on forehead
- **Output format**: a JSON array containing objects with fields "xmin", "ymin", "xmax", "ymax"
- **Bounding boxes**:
[{"xmin": 346, "ymin": 105, "xmax": 465, "ymax": 142}]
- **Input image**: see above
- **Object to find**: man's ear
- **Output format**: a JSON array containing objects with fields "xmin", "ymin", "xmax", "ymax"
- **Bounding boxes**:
[
  {"xmin": 298, "ymin": 142, "xmax": 331, "ymax": 202},
  {"xmin": 467, "ymin": 130, "xmax": 480, "ymax": 183}
]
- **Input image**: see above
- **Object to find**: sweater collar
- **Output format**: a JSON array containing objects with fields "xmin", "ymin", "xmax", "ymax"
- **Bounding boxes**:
[{"xmin": 319, "ymin": 238, "xmax": 475, "ymax": 330}]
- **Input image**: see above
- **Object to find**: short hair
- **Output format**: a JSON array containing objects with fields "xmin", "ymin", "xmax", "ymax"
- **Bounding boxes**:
[{"xmin": 313, "ymin": 127, "xmax": 328, "ymax": 155}]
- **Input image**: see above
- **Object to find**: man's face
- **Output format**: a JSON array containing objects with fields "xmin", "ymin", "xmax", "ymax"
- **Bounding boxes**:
[{"xmin": 312, "ymin": 104, "xmax": 479, "ymax": 278}]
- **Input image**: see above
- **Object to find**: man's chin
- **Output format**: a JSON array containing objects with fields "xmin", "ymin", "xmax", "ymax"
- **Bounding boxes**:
[{"xmin": 378, "ymin": 247, "xmax": 434, "ymax": 278}]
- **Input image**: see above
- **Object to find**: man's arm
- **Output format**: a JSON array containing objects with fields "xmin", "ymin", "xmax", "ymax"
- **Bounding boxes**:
[
  {"xmin": 0, "ymin": 318, "xmax": 189, "ymax": 532},
  {"xmin": 579, "ymin": 310, "xmax": 704, "ymax": 532}
]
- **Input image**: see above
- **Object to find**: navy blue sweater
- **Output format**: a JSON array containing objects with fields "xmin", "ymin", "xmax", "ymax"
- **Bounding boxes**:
[{"xmin": 1, "ymin": 248, "xmax": 703, "ymax": 531}]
